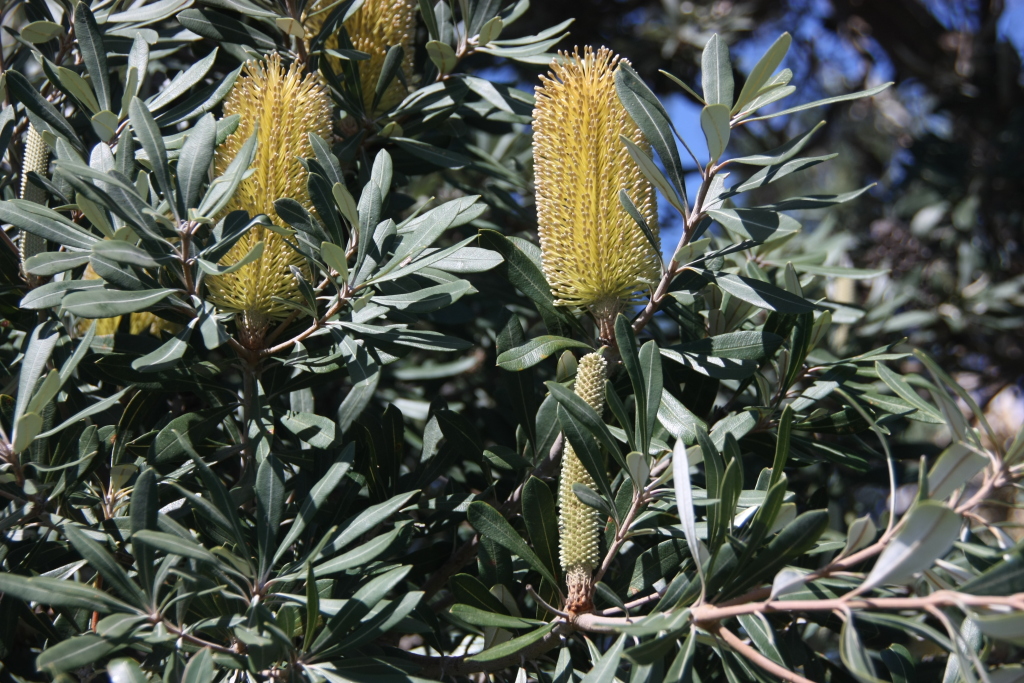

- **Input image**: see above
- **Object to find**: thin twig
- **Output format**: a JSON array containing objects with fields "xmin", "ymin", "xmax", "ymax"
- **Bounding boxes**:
[
  {"xmin": 711, "ymin": 622, "xmax": 816, "ymax": 683},
  {"xmin": 527, "ymin": 585, "xmax": 569, "ymax": 618}
]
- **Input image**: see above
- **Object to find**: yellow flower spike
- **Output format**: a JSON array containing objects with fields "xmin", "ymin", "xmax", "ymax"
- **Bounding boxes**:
[
  {"xmin": 205, "ymin": 53, "xmax": 332, "ymax": 348},
  {"xmin": 558, "ymin": 351, "xmax": 607, "ymax": 614},
  {"xmin": 305, "ymin": 0, "xmax": 417, "ymax": 115},
  {"xmin": 533, "ymin": 47, "xmax": 660, "ymax": 339}
]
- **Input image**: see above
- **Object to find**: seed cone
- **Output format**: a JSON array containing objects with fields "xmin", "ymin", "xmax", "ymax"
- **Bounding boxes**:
[
  {"xmin": 533, "ymin": 47, "xmax": 660, "ymax": 335},
  {"xmin": 205, "ymin": 53, "xmax": 332, "ymax": 347},
  {"xmin": 20, "ymin": 124, "xmax": 49, "ymax": 282},
  {"xmin": 305, "ymin": 0, "xmax": 417, "ymax": 115},
  {"xmin": 558, "ymin": 352, "xmax": 607, "ymax": 614}
]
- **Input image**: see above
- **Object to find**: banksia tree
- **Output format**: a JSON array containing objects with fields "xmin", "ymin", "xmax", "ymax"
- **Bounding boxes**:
[
  {"xmin": 206, "ymin": 53, "xmax": 332, "ymax": 348},
  {"xmin": 533, "ymin": 47, "xmax": 660, "ymax": 341},
  {"xmin": 305, "ymin": 0, "xmax": 417, "ymax": 115},
  {"xmin": 558, "ymin": 352, "xmax": 607, "ymax": 614}
]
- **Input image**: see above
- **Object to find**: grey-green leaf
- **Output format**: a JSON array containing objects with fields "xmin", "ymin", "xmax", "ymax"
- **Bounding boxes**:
[
  {"xmin": 701, "ymin": 34, "xmax": 734, "ymax": 107},
  {"xmin": 467, "ymin": 501, "xmax": 559, "ymax": 592},
  {"xmin": 496, "ymin": 336, "xmax": 592, "ymax": 371}
]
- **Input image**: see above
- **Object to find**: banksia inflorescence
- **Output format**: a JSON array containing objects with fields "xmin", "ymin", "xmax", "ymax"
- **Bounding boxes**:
[
  {"xmin": 558, "ymin": 352, "xmax": 608, "ymax": 614},
  {"xmin": 206, "ymin": 53, "xmax": 332, "ymax": 348},
  {"xmin": 19, "ymin": 124, "xmax": 49, "ymax": 281},
  {"xmin": 305, "ymin": 0, "xmax": 417, "ymax": 115},
  {"xmin": 533, "ymin": 47, "xmax": 660, "ymax": 340}
]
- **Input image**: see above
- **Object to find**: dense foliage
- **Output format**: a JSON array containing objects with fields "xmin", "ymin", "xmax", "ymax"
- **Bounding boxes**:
[{"xmin": 0, "ymin": 1, "xmax": 1021, "ymax": 682}]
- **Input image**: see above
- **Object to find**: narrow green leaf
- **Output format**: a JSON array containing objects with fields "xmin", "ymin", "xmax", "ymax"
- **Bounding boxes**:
[
  {"xmin": 729, "ymin": 121, "xmax": 825, "ymax": 166},
  {"xmin": 129, "ymin": 97, "xmax": 181, "ymax": 220},
  {"xmin": 862, "ymin": 501, "xmax": 962, "ymax": 590},
  {"xmin": 449, "ymin": 604, "xmax": 544, "ymax": 630},
  {"xmin": 273, "ymin": 446, "xmax": 354, "ymax": 565},
  {"xmin": 133, "ymin": 530, "xmax": 220, "ymax": 564},
  {"xmin": 6, "ymin": 70, "xmax": 84, "ymax": 150},
  {"xmin": 546, "ymin": 381, "xmax": 625, "ymax": 470},
  {"xmin": 0, "ymin": 199, "xmax": 100, "ymax": 250},
  {"xmin": 558, "ymin": 405, "xmax": 618, "ymax": 521},
  {"xmin": 64, "ymin": 524, "xmax": 147, "ymax": 608},
  {"xmin": 700, "ymin": 104, "xmax": 731, "ymax": 163},
  {"xmin": 581, "ymin": 633, "xmax": 627, "ymax": 683},
  {"xmin": 616, "ymin": 314, "xmax": 648, "ymax": 452},
  {"xmin": 522, "ymin": 477, "xmax": 560, "ymax": 592},
  {"xmin": 496, "ymin": 336, "xmax": 592, "ymax": 371},
  {"xmin": 701, "ymin": 34, "xmax": 733, "ymax": 107},
  {"xmin": 73, "ymin": 3, "xmax": 110, "ymax": 111},
  {"xmin": 37, "ymin": 635, "xmax": 117, "ymax": 675},
  {"xmin": 464, "ymin": 623, "xmax": 555, "ymax": 663},
  {"xmin": 711, "ymin": 273, "xmax": 813, "ymax": 313},
  {"xmin": 615, "ymin": 63, "xmax": 688, "ymax": 212},
  {"xmin": 181, "ymin": 648, "xmax": 213, "ymax": 683},
  {"xmin": 731, "ymin": 32, "xmax": 791, "ymax": 115},
  {"xmin": 256, "ymin": 454, "xmax": 286, "ymax": 578},
  {"xmin": 743, "ymin": 82, "xmax": 893, "ymax": 123},
  {"xmin": 467, "ymin": 502, "xmax": 559, "ymax": 591},
  {"xmin": 177, "ymin": 113, "xmax": 217, "ymax": 209},
  {"xmin": 62, "ymin": 287, "xmax": 174, "ymax": 318},
  {"xmin": 840, "ymin": 615, "xmax": 880, "ymax": 683},
  {"xmin": 0, "ymin": 573, "xmax": 128, "ymax": 612},
  {"xmin": 881, "ymin": 644, "xmax": 916, "ymax": 683}
]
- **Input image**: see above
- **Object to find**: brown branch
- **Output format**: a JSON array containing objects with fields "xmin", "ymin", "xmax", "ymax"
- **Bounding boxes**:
[
  {"xmin": 593, "ymin": 487, "xmax": 647, "ymax": 585},
  {"xmin": 711, "ymin": 622, "xmax": 816, "ymax": 683},
  {"xmin": 599, "ymin": 588, "xmax": 664, "ymax": 616},
  {"xmin": 571, "ymin": 591, "xmax": 1024, "ymax": 633}
]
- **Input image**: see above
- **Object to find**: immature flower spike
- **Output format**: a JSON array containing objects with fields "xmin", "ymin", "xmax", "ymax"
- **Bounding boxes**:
[
  {"xmin": 305, "ymin": 0, "xmax": 417, "ymax": 115},
  {"xmin": 533, "ymin": 47, "xmax": 660, "ymax": 331},
  {"xmin": 558, "ymin": 352, "xmax": 608, "ymax": 614},
  {"xmin": 206, "ymin": 54, "xmax": 332, "ymax": 347},
  {"xmin": 20, "ymin": 124, "xmax": 49, "ymax": 282}
]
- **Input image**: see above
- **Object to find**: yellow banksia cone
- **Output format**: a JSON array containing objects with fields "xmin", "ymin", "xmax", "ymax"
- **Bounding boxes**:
[
  {"xmin": 205, "ymin": 53, "xmax": 332, "ymax": 348},
  {"xmin": 558, "ymin": 351, "xmax": 607, "ymax": 614},
  {"xmin": 533, "ymin": 47, "xmax": 660, "ymax": 339},
  {"xmin": 305, "ymin": 0, "xmax": 416, "ymax": 115}
]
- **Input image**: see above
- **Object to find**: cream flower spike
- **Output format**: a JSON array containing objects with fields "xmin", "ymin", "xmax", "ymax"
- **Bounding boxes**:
[{"xmin": 558, "ymin": 351, "xmax": 608, "ymax": 614}]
